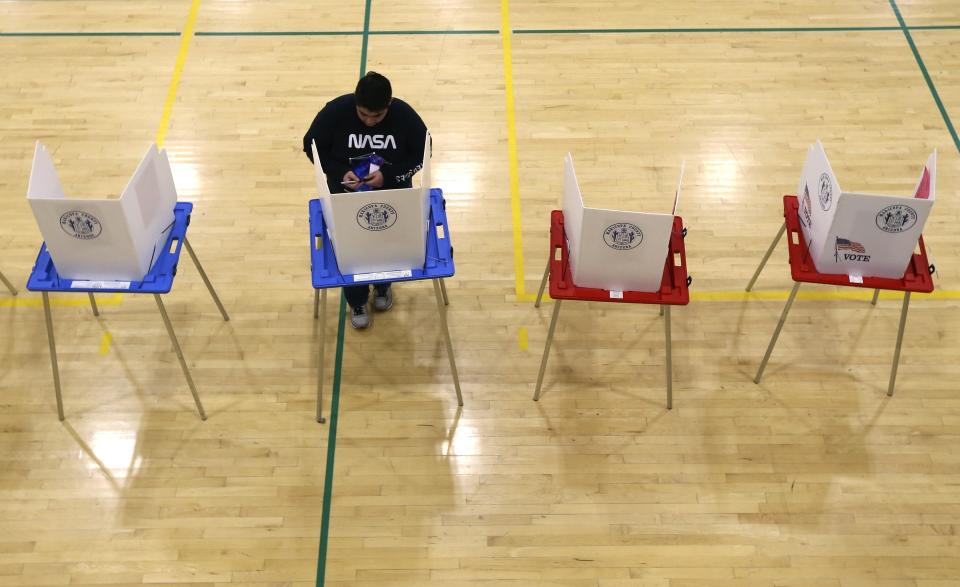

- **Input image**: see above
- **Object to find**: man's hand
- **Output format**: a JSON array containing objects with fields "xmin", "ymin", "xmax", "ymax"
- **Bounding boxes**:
[
  {"xmin": 361, "ymin": 170, "xmax": 384, "ymax": 189},
  {"xmin": 342, "ymin": 170, "xmax": 362, "ymax": 191}
]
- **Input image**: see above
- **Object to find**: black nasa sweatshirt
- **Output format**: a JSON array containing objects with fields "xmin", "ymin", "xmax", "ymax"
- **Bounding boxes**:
[{"xmin": 302, "ymin": 94, "xmax": 429, "ymax": 193}]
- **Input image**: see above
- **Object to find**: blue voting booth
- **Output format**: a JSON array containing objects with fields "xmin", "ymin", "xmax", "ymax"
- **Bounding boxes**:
[
  {"xmin": 309, "ymin": 188, "xmax": 462, "ymax": 423},
  {"xmin": 27, "ymin": 202, "xmax": 229, "ymax": 421}
]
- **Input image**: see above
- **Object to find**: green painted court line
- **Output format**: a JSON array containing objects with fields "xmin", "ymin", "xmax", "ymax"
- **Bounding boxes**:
[
  {"xmin": 4, "ymin": 25, "xmax": 957, "ymax": 38},
  {"xmin": 316, "ymin": 295, "xmax": 347, "ymax": 587},
  {"xmin": 0, "ymin": 31, "xmax": 178, "ymax": 37},
  {"xmin": 370, "ymin": 29, "xmax": 499, "ymax": 35},
  {"xmin": 195, "ymin": 29, "xmax": 496, "ymax": 36},
  {"xmin": 316, "ymin": 4, "xmax": 372, "ymax": 585},
  {"xmin": 0, "ymin": 29, "xmax": 493, "ymax": 38},
  {"xmin": 196, "ymin": 30, "xmax": 362, "ymax": 36},
  {"xmin": 359, "ymin": 1, "xmax": 372, "ymax": 72},
  {"xmin": 514, "ymin": 24, "xmax": 960, "ymax": 35},
  {"xmin": 889, "ymin": 0, "xmax": 960, "ymax": 155},
  {"xmin": 514, "ymin": 25, "xmax": 909, "ymax": 34}
]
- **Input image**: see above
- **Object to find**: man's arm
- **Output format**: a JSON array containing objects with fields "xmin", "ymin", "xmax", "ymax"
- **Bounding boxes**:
[
  {"xmin": 302, "ymin": 106, "xmax": 351, "ymax": 182},
  {"xmin": 385, "ymin": 104, "xmax": 429, "ymax": 189}
]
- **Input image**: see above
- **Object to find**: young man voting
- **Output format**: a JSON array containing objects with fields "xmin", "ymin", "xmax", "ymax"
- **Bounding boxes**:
[{"xmin": 303, "ymin": 72, "xmax": 429, "ymax": 329}]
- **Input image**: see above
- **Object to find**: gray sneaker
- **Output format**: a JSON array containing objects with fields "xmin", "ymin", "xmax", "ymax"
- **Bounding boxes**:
[
  {"xmin": 373, "ymin": 286, "xmax": 393, "ymax": 312},
  {"xmin": 350, "ymin": 304, "xmax": 371, "ymax": 329}
]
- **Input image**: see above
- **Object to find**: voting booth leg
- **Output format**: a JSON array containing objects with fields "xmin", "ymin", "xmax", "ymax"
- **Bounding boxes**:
[
  {"xmin": 313, "ymin": 289, "xmax": 320, "ymax": 319},
  {"xmin": 87, "ymin": 293, "xmax": 99, "ymax": 317},
  {"xmin": 316, "ymin": 288, "xmax": 328, "ymax": 423},
  {"xmin": 887, "ymin": 291, "xmax": 911, "ymax": 397},
  {"xmin": 0, "ymin": 269, "xmax": 16, "ymax": 296},
  {"xmin": 154, "ymin": 294, "xmax": 207, "ymax": 420},
  {"xmin": 871, "ymin": 289, "xmax": 880, "ymax": 306},
  {"xmin": 664, "ymin": 304, "xmax": 673, "ymax": 410},
  {"xmin": 183, "ymin": 238, "xmax": 230, "ymax": 322},
  {"xmin": 659, "ymin": 305, "xmax": 664, "ymax": 317},
  {"xmin": 746, "ymin": 222, "xmax": 787, "ymax": 292},
  {"xmin": 41, "ymin": 293, "xmax": 65, "ymax": 421},
  {"xmin": 535, "ymin": 256, "xmax": 550, "ymax": 308},
  {"xmin": 439, "ymin": 278, "xmax": 449, "ymax": 307},
  {"xmin": 754, "ymin": 281, "xmax": 801, "ymax": 384},
  {"xmin": 533, "ymin": 300, "xmax": 562, "ymax": 401},
  {"xmin": 433, "ymin": 279, "xmax": 463, "ymax": 406}
]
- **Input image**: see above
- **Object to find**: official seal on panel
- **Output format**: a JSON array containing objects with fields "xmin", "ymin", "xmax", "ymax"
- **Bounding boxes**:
[
  {"xmin": 603, "ymin": 223, "xmax": 643, "ymax": 250},
  {"xmin": 357, "ymin": 203, "xmax": 398, "ymax": 231},
  {"xmin": 59, "ymin": 210, "xmax": 102, "ymax": 240}
]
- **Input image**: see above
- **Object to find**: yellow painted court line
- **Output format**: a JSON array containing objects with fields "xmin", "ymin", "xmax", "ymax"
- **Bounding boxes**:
[
  {"xmin": 98, "ymin": 332, "xmax": 113, "ymax": 355},
  {"xmin": 518, "ymin": 290, "xmax": 545, "ymax": 303},
  {"xmin": 500, "ymin": 0, "xmax": 535, "ymax": 302},
  {"xmin": 155, "ymin": 0, "xmax": 202, "ymax": 148},
  {"xmin": 521, "ymin": 288, "xmax": 960, "ymax": 305},
  {"xmin": 521, "ymin": 288, "xmax": 957, "ymax": 349},
  {"xmin": 693, "ymin": 289, "xmax": 960, "ymax": 302}
]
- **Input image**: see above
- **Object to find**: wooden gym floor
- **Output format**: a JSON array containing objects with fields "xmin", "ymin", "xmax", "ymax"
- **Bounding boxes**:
[{"xmin": 1, "ymin": 1, "xmax": 959, "ymax": 585}]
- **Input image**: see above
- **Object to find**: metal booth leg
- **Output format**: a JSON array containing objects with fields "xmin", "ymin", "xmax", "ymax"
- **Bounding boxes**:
[
  {"xmin": 887, "ymin": 291, "xmax": 911, "ymax": 397},
  {"xmin": 433, "ymin": 279, "xmax": 463, "ymax": 406},
  {"xmin": 664, "ymin": 304, "xmax": 673, "ymax": 410},
  {"xmin": 154, "ymin": 294, "xmax": 207, "ymax": 420},
  {"xmin": 314, "ymin": 289, "xmax": 320, "ymax": 319},
  {"xmin": 316, "ymin": 288, "xmax": 328, "ymax": 423},
  {"xmin": 183, "ymin": 237, "xmax": 230, "ymax": 322},
  {"xmin": 88, "ymin": 292, "xmax": 100, "ymax": 316},
  {"xmin": 659, "ymin": 305, "xmax": 664, "ymax": 317},
  {"xmin": 746, "ymin": 222, "xmax": 787, "ymax": 292},
  {"xmin": 42, "ymin": 292, "xmax": 65, "ymax": 421},
  {"xmin": 535, "ymin": 256, "xmax": 550, "ymax": 308},
  {"xmin": 439, "ymin": 278, "xmax": 449, "ymax": 306},
  {"xmin": 754, "ymin": 281, "xmax": 801, "ymax": 384},
  {"xmin": 533, "ymin": 299, "xmax": 562, "ymax": 401},
  {"xmin": 871, "ymin": 289, "xmax": 880, "ymax": 306},
  {"xmin": 0, "ymin": 269, "xmax": 17, "ymax": 296}
]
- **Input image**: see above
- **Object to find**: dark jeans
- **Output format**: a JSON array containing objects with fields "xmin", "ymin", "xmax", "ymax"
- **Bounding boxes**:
[{"xmin": 344, "ymin": 282, "xmax": 391, "ymax": 309}]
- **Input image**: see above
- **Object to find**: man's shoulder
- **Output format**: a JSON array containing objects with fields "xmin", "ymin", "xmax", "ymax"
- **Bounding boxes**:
[
  {"xmin": 320, "ymin": 94, "xmax": 356, "ymax": 114},
  {"xmin": 389, "ymin": 98, "xmax": 417, "ymax": 115},
  {"xmin": 386, "ymin": 98, "xmax": 426, "ymax": 128}
]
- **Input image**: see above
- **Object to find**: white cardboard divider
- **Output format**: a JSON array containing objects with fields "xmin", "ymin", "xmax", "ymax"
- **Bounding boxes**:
[
  {"xmin": 27, "ymin": 142, "xmax": 177, "ymax": 281},
  {"xmin": 797, "ymin": 141, "xmax": 936, "ymax": 280},
  {"xmin": 672, "ymin": 159, "xmax": 685, "ymax": 216},
  {"xmin": 561, "ymin": 153, "xmax": 676, "ymax": 293},
  {"xmin": 312, "ymin": 131, "xmax": 432, "ymax": 276}
]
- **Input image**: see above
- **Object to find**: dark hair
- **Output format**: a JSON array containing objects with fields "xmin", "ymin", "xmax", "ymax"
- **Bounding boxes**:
[{"xmin": 355, "ymin": 72, "xmax": 392, "ymax": 111}]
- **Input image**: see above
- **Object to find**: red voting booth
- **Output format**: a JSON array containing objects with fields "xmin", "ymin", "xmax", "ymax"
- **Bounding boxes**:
[
  {"xmin": 533, "ymin": 210, "xmax": 691, "ymax": 408},
  {"xmin": 749, "ymin": 195, "xmax": 934, "ymax": 396}
]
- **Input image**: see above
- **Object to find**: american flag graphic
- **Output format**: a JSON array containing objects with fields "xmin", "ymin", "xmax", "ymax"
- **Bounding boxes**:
[{"xmin": 835, "ymin": 237, "xmax": 866, "ymax": 253}]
